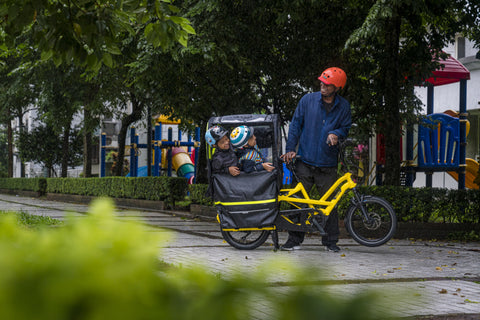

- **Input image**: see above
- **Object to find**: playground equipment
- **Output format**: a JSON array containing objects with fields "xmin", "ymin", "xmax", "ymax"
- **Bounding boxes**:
[
  {"xmin": 100, "ymin": 118, "xmax": 200, "ymax": 183},
  {"xmin": 400, "ymin": 111, "xmax": 478, "ymax": 189},
  {"xmin": 374, "ymin": 110, "xmax": 479, "ymax": 190},
  {"xmin": 171, "ymin": 147, "xmax": 195, "ymax": 184},
  {"xmin": 403, "ymin": 54, "xmax": 475, "ymax": 189},
  {"xmin": 447, "ymin": 158, "xmax": 479, "ymax": 189}
]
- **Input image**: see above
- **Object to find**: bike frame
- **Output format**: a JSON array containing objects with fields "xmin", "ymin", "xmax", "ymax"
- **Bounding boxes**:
[
  {"xmin": 220, "ymin": 171, "xmax": 357, "ymax": 232},
  {"xmin": 278, "ymin": 172, "xmax": 357, "ymax": 218}
]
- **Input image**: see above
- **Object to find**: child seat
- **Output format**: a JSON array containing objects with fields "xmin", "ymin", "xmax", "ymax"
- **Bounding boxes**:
[
  {"xmin": 206, "ymin": 114, "xmax": 283, "ymax": 229},
  {"xmin": 213, "ymin": 170, "xmax": 278, "ymax": 229}
]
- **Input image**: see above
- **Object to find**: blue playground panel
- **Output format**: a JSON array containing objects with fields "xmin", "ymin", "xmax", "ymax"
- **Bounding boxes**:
[{"xmin": 417, "ymin": 113, "xmax": 459, "ymax": 169}]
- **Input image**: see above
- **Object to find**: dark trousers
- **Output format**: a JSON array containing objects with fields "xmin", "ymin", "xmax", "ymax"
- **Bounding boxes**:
[{"xmin": 287, "ymin": 161, "xmax": 339, "ymax": 245}]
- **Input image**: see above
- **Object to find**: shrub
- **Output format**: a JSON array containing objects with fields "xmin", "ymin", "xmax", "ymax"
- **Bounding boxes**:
[
  {"xmin": 0, "ymin": 198, "xmax": 391, "ymax": 320},
  {"xmin": 45, "ymin": 176, "xmax": 188, "ymax": 205},
  {"xmin": 0, "ymin": 177, "xmax": 46, "ymax": 193},
  {"xmin": 189, "ymin": 183, "xmax": 213, "ymax": 206}
]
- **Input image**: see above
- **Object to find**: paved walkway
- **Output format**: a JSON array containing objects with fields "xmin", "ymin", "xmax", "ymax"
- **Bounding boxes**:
[{"xmin": 1, "ymin": 194, "xmax": 479, "ymax": 319}]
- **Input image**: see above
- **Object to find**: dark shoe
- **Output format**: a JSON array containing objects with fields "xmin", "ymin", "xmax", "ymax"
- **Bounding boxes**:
[
  {"xmin": 280, "ymin": 240, "xmax": 301, "ymax": 251},
  {"xmin": 325, "ymin": 244, "xmax": 340, "ymax": 252}
]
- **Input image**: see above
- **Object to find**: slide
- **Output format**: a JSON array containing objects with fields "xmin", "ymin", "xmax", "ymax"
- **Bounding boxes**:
[
  {"xmin": 127, "ymin": 148, "xmax": 196, "ymax": 183},
  {"xmin": 447, "ymin": 158, "xmax": 479, "ymax": 190},
  {"xmin": 171, "ymin": 147, "xmax": 195, "ymax": 184},
  {"xmin": 442, "ymin": 110, "xmax": 477, "ymax": 189}
]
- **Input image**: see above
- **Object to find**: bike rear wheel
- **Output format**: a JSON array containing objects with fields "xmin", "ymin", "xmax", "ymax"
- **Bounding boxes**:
[
  {"xmin": 345, "ymin": 196, "xmax": 396, "ymax": 247},
  {"xmin": 221, "ymin": 229, "xmax": 270, "ymax": 250}
]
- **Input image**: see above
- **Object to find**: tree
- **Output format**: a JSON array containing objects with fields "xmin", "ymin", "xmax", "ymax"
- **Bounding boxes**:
[
  {"xmin": 1, "ymin": 0, "xmax": 194, "ymax": 71},
  {"xmin": 33, "ymin": 63, "xmax": 86, "ymax": 177},
  {"xmin": 0, "ymin": 127, "xmax": 8, "ymax": 177},
  {"xmin": 345, "ymin": 0, "xmax": 480, "ymax": 186},
  {"xmin": 2, "ymin": 1, "xmax": 195, "ymax": 178},
  {"xmin": 16, "ymin": 124, "xmax": 82, "ymax": 177},
  {"xmin": 138, "ymin": 0, "xmax": 368, "ymax": 182},
  {"xmin": 0, "ymin": 41, "xmax": 39, "ymax": 177}
]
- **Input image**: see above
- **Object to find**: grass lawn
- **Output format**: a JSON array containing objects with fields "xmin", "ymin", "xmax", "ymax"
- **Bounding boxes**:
[{"xmin": 0, "ymin": 211, "xmax": 62, "ymax": 228}]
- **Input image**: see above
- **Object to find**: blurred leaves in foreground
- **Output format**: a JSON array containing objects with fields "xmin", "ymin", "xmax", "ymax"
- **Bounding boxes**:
[{"xmin": 0, "ymin": 198, "xmax": 392, "ymax": 320}]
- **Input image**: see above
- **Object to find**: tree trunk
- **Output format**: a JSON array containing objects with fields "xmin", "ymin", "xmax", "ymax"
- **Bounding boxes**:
[
  {"xmin": 17, "ymin": 116, "xmax": 25, "ymax": 177},
  {"xmin": 7, "ymin": 119, "xmax": 13, "ymax": 178},
  {"xmin": 83, "ymin": 108, "xmax": 94, "ymax": 177},
  {"xmin": 114, "ymin": 94, "xmax": 143, "ymax": 176},
  {"xmin": 61, "ymin": 125, "xmax": 70, "ymax": 177},
  {"xmin": 382, "ymin": 14, "xmax": 402, "ymax": 186},
  {"xmin": 83, "ymin": 131, "xmax": 93, "ymax": 177}
]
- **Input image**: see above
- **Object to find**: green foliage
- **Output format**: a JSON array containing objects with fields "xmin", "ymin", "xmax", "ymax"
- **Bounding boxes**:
[
  {"xmin": 344, "ymin": 0, "xmax": 480, "ymax": 185},
  {"xmin": 351, "ymin": 186, "xmax": 480, "ymax": 224},
  {"xmin": 447, "ymin": 230, "xmax": 480, "ymax": 242},
  {"xmin": 16, "ymin": 123, "xmax": 83, "ymax": 176},
  {"xmin": 0, "ymin": 198, "xmax": 166, "ymax": 319},
  {"xmin": 1, "ymin": 211, "xmax": 62, "ymax": 229},
  {"xmin": 0, "ymin": 129, "xmax": 7, "ymax": 177},
  {"xmin": 0, "ymin": 176, "xmax": 188, "ymax": 205},
  {"xmin": 46, "ymin": 176, "xmax": 188, "ymax": 204},
  {"xmin": 0, "ymin": 0, "xmax": 194, "ymax": 71},
  {"xmin": 189, "ymin": 183, "xmax": 213, "ymax": 206},
  {"xmin": 0, "ymin": 177, "xmax": 46, "ymax": 193},
  {"xmin": 0, "ymin": 198, "xmax": 390, "ymax": 320},
  {"xmin": 143, "ymin": 0, "xmax": 369, "ymax": 182}
]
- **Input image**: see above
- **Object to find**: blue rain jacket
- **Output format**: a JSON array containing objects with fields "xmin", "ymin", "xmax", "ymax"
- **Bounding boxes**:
[{"xmin": 285, "ymin": 92, "xmax": 351, "ymax": 167}]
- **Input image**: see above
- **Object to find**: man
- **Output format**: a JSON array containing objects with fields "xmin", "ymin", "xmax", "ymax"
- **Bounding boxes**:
[{"xmin": 280, "ymin": 67, "xmax": 351, "ymax": 252}]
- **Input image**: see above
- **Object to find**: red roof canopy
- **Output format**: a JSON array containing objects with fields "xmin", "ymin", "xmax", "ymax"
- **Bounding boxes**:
[{"xmin": 425, "ymin": 55, "xmax": 470, "ymax": 86}]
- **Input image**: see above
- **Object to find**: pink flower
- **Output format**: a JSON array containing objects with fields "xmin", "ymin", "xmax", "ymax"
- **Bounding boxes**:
[{"xmin": 353, "ymin": 144, "xmax": 368, "ymax": 160}]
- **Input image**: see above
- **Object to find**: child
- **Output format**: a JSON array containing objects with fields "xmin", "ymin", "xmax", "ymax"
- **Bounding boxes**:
[
  {"xmin": 230, "ymin": 125, "xmax": 275, "ymax": 173},
  {"xmin": 205, "ymin": 125, "xmax": 240, "ymax": 176}
]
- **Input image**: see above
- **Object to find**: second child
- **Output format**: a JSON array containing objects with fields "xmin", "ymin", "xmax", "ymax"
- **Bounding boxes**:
[{"xmin": 230, "ymin": 125, "xmax": 275, "ymax": 173}]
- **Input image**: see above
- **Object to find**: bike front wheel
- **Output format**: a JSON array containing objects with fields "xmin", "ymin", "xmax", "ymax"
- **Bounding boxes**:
[
  {"xmin": 345, "ymin": 196, "xmax": 396, "ymax": 247},
  {"xmin": 221, "ymin": 229, "xmax": 270, "ymax": 250}
]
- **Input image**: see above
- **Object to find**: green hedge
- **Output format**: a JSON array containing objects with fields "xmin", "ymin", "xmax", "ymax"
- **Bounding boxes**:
[
  {"xmin": 336, "ymin": 186, "xmax": 480, "ymax": 224},
  {"xmin": 0, "ymin": 177, "xmax": 188, "ymax": 205},
  {"xmin": 46, "ymin": 177, "xmax": 188, "ymax": 203},
  {"xmin": 188, "ymin": 184, "xmax": 213, "ymax": 206},
  {"xmin": 2, "ymin": 177, "xmax": 479, "ymax": 223},
  {"xmin": 0, "ymin": 178, "xmax": 46, "ymax": 193}
]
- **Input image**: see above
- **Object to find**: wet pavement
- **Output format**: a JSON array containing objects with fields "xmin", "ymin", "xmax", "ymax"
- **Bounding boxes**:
[{"xmin": 1, "ymin": 193, "xmax": 479, "ymax": 319}]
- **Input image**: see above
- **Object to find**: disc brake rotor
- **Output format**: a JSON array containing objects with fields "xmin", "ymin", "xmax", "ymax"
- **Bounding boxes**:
[{"xmin": 363, "ymin": 212, "xmax": 382, "ymax": 230}]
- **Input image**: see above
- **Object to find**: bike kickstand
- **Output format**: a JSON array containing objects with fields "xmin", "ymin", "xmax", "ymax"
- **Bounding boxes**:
[{"xmin": 272, "ymin": 230, "xmax": 280, "ymax": 251}]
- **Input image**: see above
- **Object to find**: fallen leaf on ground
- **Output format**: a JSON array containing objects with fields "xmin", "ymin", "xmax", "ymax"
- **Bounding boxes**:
[{"xmin": 465, "ymin": 299, "xmax": 479, "ymax": 304}]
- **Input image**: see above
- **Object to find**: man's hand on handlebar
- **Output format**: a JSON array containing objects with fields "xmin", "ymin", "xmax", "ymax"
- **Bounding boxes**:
[
  {"xmin": 280, "ymin": 151, "xmax": 296, "ymax": 163},
  {"xmin": 326, "ymin": 133, "xmax": 339, "ymax": 146}
]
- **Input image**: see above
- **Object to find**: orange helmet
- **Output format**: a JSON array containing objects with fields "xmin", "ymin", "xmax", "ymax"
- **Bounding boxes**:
[{"xmin": 318, "ymin": 67, "xmax": 347, "ymax": 89}]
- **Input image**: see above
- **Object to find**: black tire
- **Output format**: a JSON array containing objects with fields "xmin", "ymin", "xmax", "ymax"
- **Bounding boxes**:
[
  {"xmin": 345, "ymin": 196, "xmax": 396, "ymax": 247},
  {"xmin": 221, "ymin": 229, "xmax": 270, "ymax": 250}
]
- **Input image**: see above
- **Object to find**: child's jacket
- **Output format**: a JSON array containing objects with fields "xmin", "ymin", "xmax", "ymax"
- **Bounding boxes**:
[
  {"xmin": 238, "ymin": 145, "xmax": 265, "ymax": 173},
  {"xmin": 211, "ymin": 147, "xmax": 238, "ymax": 174}
]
